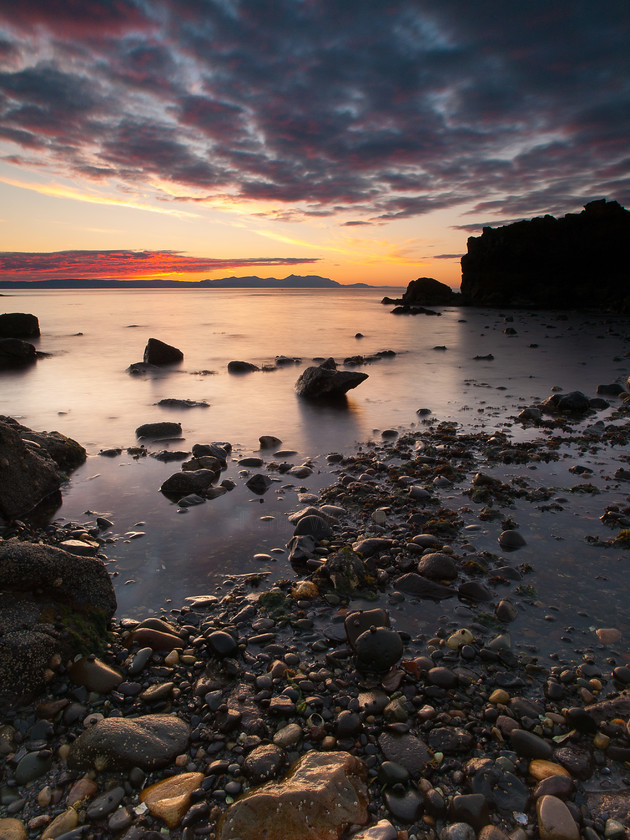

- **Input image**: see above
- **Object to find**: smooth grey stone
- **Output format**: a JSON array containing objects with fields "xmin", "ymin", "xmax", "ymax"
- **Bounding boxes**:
[
  {"xmin": 510, "ymin": 728, "xmax": 553, "ymax": 759},
  {"xmin": 87, "ymin": 785, "xmax": 125, "ymax": 819},
  {"xmin": 383, "ymin": 788, "xmax": 423, "ymax": 823},
  {"xmin": 14, "ymin": 751, "xmax": 52, "ymax": 785}
]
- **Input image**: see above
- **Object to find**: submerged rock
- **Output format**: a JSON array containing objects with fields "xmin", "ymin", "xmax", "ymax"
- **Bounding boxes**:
[{"xmin": 0, "ymin": 338, "xmax": 38, "ymax": 368}]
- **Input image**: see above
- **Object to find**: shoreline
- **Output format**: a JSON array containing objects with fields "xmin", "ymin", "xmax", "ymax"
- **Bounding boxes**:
[{"xmin": 2, "ymin": 399, "xmax": 630, "ymax": 839}]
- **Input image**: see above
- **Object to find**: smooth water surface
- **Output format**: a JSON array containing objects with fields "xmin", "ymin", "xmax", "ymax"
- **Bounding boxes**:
[{"xmin": 1, "ymin": 288, "xmax": 630, "ymax": 649}]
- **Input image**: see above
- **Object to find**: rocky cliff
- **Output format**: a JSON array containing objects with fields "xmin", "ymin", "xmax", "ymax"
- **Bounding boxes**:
[{"xmin": 460, "ymin": 199, "xmax": 630, "ymax": 309}]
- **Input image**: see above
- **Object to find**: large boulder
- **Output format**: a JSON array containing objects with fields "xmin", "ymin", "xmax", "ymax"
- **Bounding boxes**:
[
  {"xmin": 383, "ymin": 277, "xmax": 458, "ymax": 308},
  {"xmin": 216, "ymin": 751, "xmax": 368, "ymax": 840},
  {"xmin": 296, "ymin": 358, "xmax": 368, "ymax": 400},
  {"xmin": 0, "ymin": 541, "xmax": 116, "ymax": 701},
  {"xmin": 460, "ymin": 199, "xmax": 630, "ymax": 309},
  {"xmin": 0, "ymin": 417, "xmax": 86, "ymax": 520},
  {"xmin": 0, "ymin": 312, "xmax": 40, "ymax": 338},
  {"xmin": 0, "ymin": 338, "xmax": 37, "ymax": 369},
  {"xmin": 68, "ymin": 714, "xmax": 190, "ymax": 771},
  {"xmin": 143, "ymin": 338, "xmax": 183, "ymax": 365}
]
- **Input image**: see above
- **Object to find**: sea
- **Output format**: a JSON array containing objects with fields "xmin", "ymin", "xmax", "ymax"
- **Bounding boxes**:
[{"xmin": 2, "ymin": 288, "xmax": 630, "ymax": 658}]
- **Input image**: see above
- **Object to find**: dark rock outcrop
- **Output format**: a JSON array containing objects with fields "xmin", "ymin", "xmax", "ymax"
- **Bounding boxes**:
[
  {"xmin": 143, "ymin": 338, "xmax": 183, "ymax": 365},
  {"xmin": 228, "ymin": 360, "xmax": 259, "ymax": 373},
  {"xmin": 295, "ymin": 358, "xmax": 368, "ymax": 400},
  {"xmin": 383, "ymin": 277, "xmax": 459, "ymax": 309},
  {"xmin": 460, "ymin": 199, "xmax": 630, "ymax": 309},
  {"xmin": 136, "ymin": 421, "xmax": 182, "ymax": 438},
  {"xmin": 0, "ymin": 312, "xmax": 40, "ymax": 338},
  {"xmin": 0, "ymin": 338, "xmax": 38, "ymax": 369},
  {"xmin": 0, "ymin": 417, "xmax": 86, "ymax": 520},
  {"xmin": 0, "ymin": 541, "xmax": 116, "ymax": 701}
]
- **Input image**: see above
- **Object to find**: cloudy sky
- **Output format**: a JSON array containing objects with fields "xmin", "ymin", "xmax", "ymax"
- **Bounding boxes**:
[{"xmin": 0, "ymin": 0, "xmax": 628, "ymax": 286}]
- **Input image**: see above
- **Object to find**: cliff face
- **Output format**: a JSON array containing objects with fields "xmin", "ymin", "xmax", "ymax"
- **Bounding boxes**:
[{"xmin": 460, "ymin": 200, "xmax": 630, "ymax": 309}]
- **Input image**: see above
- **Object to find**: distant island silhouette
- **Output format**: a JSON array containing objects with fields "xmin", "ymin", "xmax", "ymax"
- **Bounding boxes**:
[{"xmin": 0, "ymin": 274, "xmax": 370, "ymax": 289}]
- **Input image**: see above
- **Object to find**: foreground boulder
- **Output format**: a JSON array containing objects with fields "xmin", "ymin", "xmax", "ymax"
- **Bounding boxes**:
[
  {"xmin": 0, "ymin": 338, "xmax": 37, "ymax": 369},
  {"xmin": 0, "ymin": 541, "xmax": 116, "ymax": 700},
  {"xmin": 0, "ymin": 417, "xmax": 86, "ymax": 520},
  {"xmin": 296, "ymin": 358, "xmax": 368, "ymax": 400},
  {"xmin": 68, "ymin": 714, "xmax": 190, "ymax": 771},
  {"xmin": 143, "ymin": 338, "xmax": 183, "ymax": 365},
  {"xmin": 0, "ymin": 312, "xmax": 40, "ymax": 338},
  {"xmin": 216, "ymin": 751, "xmax": 368, "ymax": 840},
  {"xmin": 460, "ymin": 199, "xmax": 630, "ymax": 309}
]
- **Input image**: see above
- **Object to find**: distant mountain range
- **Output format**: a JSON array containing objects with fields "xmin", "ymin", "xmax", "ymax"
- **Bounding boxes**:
[{"xmin": 0, "ymin": 274, "xmax": 370, "ymax": 289}]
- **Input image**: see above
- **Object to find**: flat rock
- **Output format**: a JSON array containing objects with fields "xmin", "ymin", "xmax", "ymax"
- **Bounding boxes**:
[
  {"xmin": 136, "ymin": 421, "xmax": 182, "ymax": 438},
  {"xmin": 377, "ymin": 732, "xmax": 431, "ymax": 776},
  {"xmin": 216, "ymin": 750, "xmax": 368, "ymax": 840},
  {"xmin": 394, "ymin": 573, "xmax": 456, "ymax": 600},
  {"xmin": 68, "ymin": 714, "xmax": 190, "ymax": 771}
]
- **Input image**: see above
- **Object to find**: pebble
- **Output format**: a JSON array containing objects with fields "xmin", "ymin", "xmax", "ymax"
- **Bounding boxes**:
[{"xmin": 536, "ymin": 794, "xmax": 579, "ymax": 840}]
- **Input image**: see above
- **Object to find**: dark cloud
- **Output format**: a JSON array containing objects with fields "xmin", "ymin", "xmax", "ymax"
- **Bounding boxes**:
[
  {"xmin": 0, "ymin": 0, "xmax": 628, "ymax": 221},
  {"xmin": 0, "ymin": 250, "xmax": 319, "ymax": 281}
]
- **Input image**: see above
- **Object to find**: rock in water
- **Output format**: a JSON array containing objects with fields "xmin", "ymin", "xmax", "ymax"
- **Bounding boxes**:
[
  {"xmin": 295, "ymin": 358, "xmax": 368, "ymax": 400},
  {"xmin": 216, "ymin": 750, "xmax": 368, "ymax": 840},
  {"xmin": 68, "ymin": 714, "xmax": 190, "ymax": 771},
  {"xmin": 0, "ymin": 312, "xmax": 40, "ymax": 338},
  {"xmin": 136, "ymin": 421, "xmax": 182, "ymax": 438},
  {"xmin": 143, "ymin": 337, "xmax": 183, "ymax": 365},
  {"xmin": 0, "ymin": 338, "xmax": 37, "ymax": 369}
]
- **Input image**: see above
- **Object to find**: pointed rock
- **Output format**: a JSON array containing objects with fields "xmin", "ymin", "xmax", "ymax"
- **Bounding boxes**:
[{"xmin": 139, "ymin": 772, "xmax": 204, "ymax": 828}]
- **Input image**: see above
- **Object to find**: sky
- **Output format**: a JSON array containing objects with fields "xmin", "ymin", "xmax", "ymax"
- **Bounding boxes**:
[{"xmin": 0, "ymin": 1, "xmax": 628, "ymax": 288}]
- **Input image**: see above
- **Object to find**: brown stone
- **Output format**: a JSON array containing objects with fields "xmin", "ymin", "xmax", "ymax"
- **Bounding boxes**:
[
  {"xmin": 0, "ymin": 818, "xmax": 27, "ymax": 840},
  {"xmin": 41, "ymin": 809, "xmax": 78, "ymax": 840},
  {"xmin": 139, "ymin": 772, "xmax": 204, "ymax": 828},
  {"xmin": 69, "ymin": 657, "xmax": 122, "ymax": 693},
  {"xmin": 536, "ymin": 795, "xmax": 579, "ymax": 840},
  {"xmin": 529, "ymin": 760, "xmax": 572, "ymax": 781},
  {"xmin": 124, "ymin": 628, "xmax": 184, "ymax": 651},
  {"xmin": 216, "ymin": 750, "xmax": 368, "ymax": 840},
  {"xmin": 66, "ymin": 777, "xmax": 98, "ymax": 807}
]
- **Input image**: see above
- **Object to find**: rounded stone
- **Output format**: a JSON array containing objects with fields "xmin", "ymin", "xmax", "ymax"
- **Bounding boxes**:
[
  {"xmin": 206, "ymin": 630, "xmax": 238, "ymax": 658},
  {"xmin": 536, "ymin": 794, "xmax": 579, "ymax": 840},
  {"xmin": 354, "ymin": 626, "xmax": 403, "ymax": 673},
  {"xmin": 499, "ymin": 530, "xmax": 526, "ymax": 549}
]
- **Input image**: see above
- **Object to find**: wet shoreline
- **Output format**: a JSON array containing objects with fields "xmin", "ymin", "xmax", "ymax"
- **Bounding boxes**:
[{"xmin": 2, "ymin": 396, "xmax": 630, "ymax": 839}]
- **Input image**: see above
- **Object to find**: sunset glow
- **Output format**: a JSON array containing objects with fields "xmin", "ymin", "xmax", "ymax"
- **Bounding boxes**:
[{"xmin": 0, "ymin": 2, "xmax": 628, "ymax": 287}]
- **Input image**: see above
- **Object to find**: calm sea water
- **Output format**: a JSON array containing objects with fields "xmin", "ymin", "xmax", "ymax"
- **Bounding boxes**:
[{"xmin": 2, "ymin": 288, "xmax": 630, "ymax": 652}]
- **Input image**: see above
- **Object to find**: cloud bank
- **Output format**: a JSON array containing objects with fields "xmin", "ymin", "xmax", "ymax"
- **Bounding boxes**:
[
  {"xmin": 0, "ymin": 250, "xmax": 319, "ymax": 281},
  {"xmin": 0, "ymin": 0, "xmax": 628, "ymax": 225}
]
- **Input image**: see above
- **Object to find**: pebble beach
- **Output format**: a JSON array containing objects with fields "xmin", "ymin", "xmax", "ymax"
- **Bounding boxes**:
[{"xmin": 2, "ymin": 388, "xmax": 630, "ymax": 840}]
